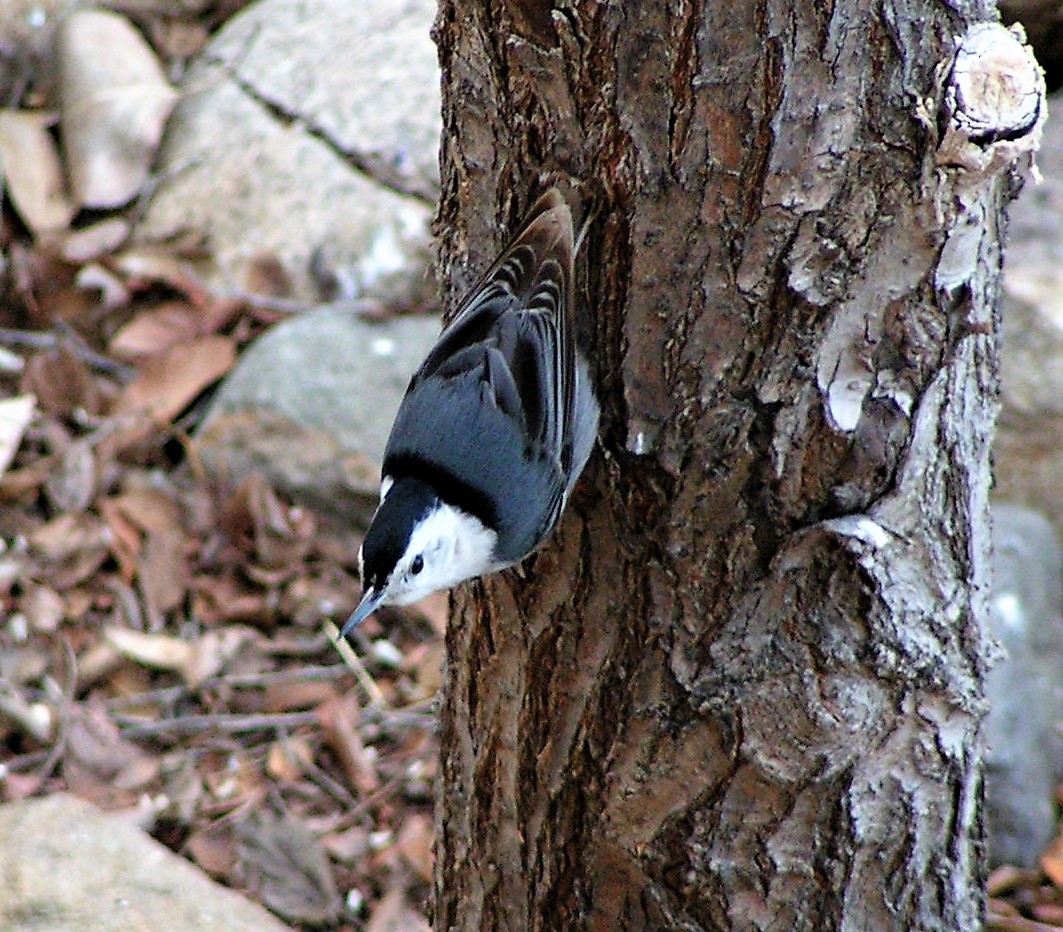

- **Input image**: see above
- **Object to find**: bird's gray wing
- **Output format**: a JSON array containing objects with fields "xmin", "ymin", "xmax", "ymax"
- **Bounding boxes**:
[
  {"xmin": 384, "ymin": 369, "xmax": 564, "ymax": 562},
  {"xmin": 381, "ymin": 191, "xmax": 585, "ymax": 558},
  {"xmin": 408, "ymin": 190, "xmax": 577, "ymax": 474}
]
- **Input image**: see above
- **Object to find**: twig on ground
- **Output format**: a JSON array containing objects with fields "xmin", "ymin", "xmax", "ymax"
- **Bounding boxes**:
[
  {"xmin": 112, "ymin": 710, "xmax": 320, "ymax": 738},
  {"xmin": 104, "ymin": 663, "xmax": 354, "ymax": 712},
  {"xmin": 34, "ymin": 638, "xmax": 77, "ymax": 783},
  {"xmin": 324, "ymin": 620, "xmax": 388, "ymax": 708},
  {"xmin": 0, "ymin": 325, "xmax": 136, "ymax": 380}
]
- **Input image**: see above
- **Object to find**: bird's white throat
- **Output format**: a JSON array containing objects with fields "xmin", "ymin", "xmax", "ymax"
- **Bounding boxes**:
[{"xmin": 388, "ymin": 501, "xmax": 500, "ymax": 605}]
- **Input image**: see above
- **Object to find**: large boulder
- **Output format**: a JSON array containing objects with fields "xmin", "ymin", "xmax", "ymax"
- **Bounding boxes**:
[
  {"xmin": 985, "ymin": 503, "xmax": 1063, "ymax": 868},
  {"xmin": 0, "ymin": 794, "xmax": 291, "ymax": 930},
  {"xmin": 139, "ymin": 0, "xmax": 441, "ymax": 306},
  {"xmin": 995, "ymin": 95, "xmax": 1063, "ymax": 531},
  {"xmin": 195, "ymin": 306, "xmax": 440, "ymax": 522}
]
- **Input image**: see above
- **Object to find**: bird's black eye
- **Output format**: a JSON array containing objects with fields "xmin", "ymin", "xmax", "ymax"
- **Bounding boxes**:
[{"xmin": 410, "ymin": 554, "xmax": 424, "ymax": 575}]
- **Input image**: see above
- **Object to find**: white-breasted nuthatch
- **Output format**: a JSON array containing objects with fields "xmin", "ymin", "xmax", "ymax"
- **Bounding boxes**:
[{"xmin": 341, "ymin": 189, "xmax": 599, "ymax": 634}]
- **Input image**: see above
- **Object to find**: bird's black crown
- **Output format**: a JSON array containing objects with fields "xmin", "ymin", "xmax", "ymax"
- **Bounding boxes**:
[{"xmin": 361, "ymin": 478, "xmax": 439, "ymax": 590}]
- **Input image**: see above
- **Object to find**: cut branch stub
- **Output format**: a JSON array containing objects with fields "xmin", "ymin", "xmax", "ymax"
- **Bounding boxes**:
[{"xmin": 937, "ymin": 23, "xmax": 1046, "ymax": 175}]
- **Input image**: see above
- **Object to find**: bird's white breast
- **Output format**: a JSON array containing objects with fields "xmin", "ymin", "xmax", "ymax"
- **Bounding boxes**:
[{"xmin": 391, "ymin": 503, "xmax": 501, "ymax": 605}]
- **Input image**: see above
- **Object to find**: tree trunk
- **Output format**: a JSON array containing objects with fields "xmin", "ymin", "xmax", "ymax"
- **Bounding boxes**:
[{"xmin": 432, "ymin": 3, "xmax": 1043, "ymax": 930}]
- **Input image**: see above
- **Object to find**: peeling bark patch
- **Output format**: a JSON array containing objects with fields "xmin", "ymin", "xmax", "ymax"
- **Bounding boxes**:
[{"xmin": 816, "ymin": 199, "xmax": 938, "ymax": 434}]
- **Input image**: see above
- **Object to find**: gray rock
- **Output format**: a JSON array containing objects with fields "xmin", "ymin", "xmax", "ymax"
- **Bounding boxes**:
[
  {"xmin": 207, "ymin": 0, "xmax": 440, "ymax": 201},
  {"xmin": 996, "ymin": 99, "xmax": 1063, "ymax": 529},
  {"xmin": 0, "ymin": 793, "xmax": 290, "ymax": 931},
  {"xmin": 985, "ymin": 502, "xmax": 1063, "ymax": 868},
  {"xmin": 139, "ymin": 0, "xmax": 440, "ymax": 306},
  {"xmin": 195, "ymin": 306, "xmax": 440, "ymax": 522}
]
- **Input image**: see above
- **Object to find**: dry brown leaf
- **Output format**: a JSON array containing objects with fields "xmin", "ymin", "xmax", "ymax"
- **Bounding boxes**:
[
  {"xmin": 61, "ymin": 216, "xmax": 130, "ymax": 263},
  {"xmin": 76, "ymin": 640, "xmax": 125, "ymax": 691},
  {"xmin": 28, "ymin": 512, "xmax": 112, "ymax": 589},
  {"xmin": 190, "ymin": 572, "xmax": 270, "ymax": 626},
  {"xmin": 99, "ymin": 496, "xmax": 143, "ymax": 582},
  {"xmin": 988, "ymin": 896, "xmax": 1021, "ymax": 918},
  {"xmin": 21, "ymin": 346, "xmax": 99, "ymax": 417},
  {"xmin": 242, "ymin": 253, "xmax": 293, "ymax": 298},
  {"xmin": 112, "ymin": 249, "xmax": 212, "ymax": 304},
  {"xmin": 316, "ymin": 694, "xmax": 379, "ymax": 795},
  {"xmin": 108, "ymin": 487, "xmax": 184, "ymax": 535},
  {"xmin": 42, "ymin": 438, "xmax": 96, "ymax": 513},
  {"xmin": 21, "ymin": 582, "xmax": 65, "ymax": 633},
  {"xmin": 137, "ymin": 527, "xmax": 187, "ymax": 617},
  {"xmin": 1, "ymin": 771, "xmax": 46, "ymax": 803},
  {"xmin": 34, "ymin": 281, "xmax": 99, "ymax": 330},
  {"xmin": 1043, "ymin": 834, "xmax": 1063, "ymax": 888},
  {"xmin": 0, "ymin": 456, "xmax": 53, "ymax": 501},
  {"xmin": 76, "ymin": 262, "xmax": 131, "ymax": 310},
  {"xmin": 57, "ymin": 9, "xmax": 179, "ymax": 209},
  {"xmin": 3, "ymin": 648, "xmax": 49, "ymax": 687},
  {"xmin": 112, "ymin": 335, "xmax": 235, "ymax": 422},
  {"xmin": 186, "ymin": 825, "xmax": 236, "ymax": 879},
  {"xmin": 0, "ymin": 689, "xmax": 54, "ymax": 744},
  {"xmin": 266, "ymin": 736, "xmax": 314, "ymax": 781},
  {"xmin": 264, "ymin": 679, "xmax": 337, "ymax": 713},
  {"xmin": 105, "ymin": 626, "xmax": 195, "ymax": 673},
  {"xmin": 986, "ymin": 912, "xmax": 1063, "ymax": 932},
  {"xmin": 109, "ymin": 301, "xmax": 204, "ymax": 359},
  {"xmin": 104, "ymin": 625, "xmax": 258, "ymax": 687},
  {"xmin": 0, "ymin": 394, "xmax": 36, "ymax": 479},
  {"xmin": 186, "ymin": 627, "xmax": 262, "ymax": 685},
  {"xmin": 1032, "ymin": 903, "xmax": 1063, "ymax": 924},
  {"xmin": 65, "ymin": 700, "xmax": 153, "ymax": 810},
  {"xmin": 321, "ymin": 824, "xmax": 371, "ymax": 865},
  {"xmin": 112, "ymin": 754, "xmax": 162, "ymax": 792},
  {"xmin": 988, "ymin": 864, "xmax": 1042, "ymax": 897},
  {"xmin": 0, "ymin": 110, "xmax": 76, "ymax": 234},
  {"xmin": 395, "ymin": 814, "xmax": 433, "ymax": 883},
  {"xmin": 64, "ymin": 586, "xmax": 94, "ymax": 620},
  {"xmin": 222, "ymin": 474, "xmax": 314, "ymax": 571}
]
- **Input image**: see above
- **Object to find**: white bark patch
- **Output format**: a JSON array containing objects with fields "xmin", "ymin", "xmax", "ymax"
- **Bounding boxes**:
[
  {"xmin": 817, "ymin": 199, "xmax": 934, "ymax": 433},
  {"xmin": 935, "ymin": 189, "xmax": 990, "ymax": 293},
  {"xmin": 822, "ymin": 330, "xmax": 873, "ymax": 432},
  {"xmin": 823, "ymin": 515, "xmax": 893, "ymax": 550}
]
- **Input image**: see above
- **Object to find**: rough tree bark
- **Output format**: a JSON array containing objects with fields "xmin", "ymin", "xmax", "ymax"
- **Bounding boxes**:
[{"xmin": 431, "ymin": 3, "xmax": 1044, "ymax": 930}]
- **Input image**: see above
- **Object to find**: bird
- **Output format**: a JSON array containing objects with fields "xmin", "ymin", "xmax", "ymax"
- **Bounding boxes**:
[{"xmin": 341, "ymin": 188, "xmax": 599, "ymax": 635}]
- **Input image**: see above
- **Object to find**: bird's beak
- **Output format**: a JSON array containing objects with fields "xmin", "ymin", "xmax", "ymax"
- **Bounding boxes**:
[{"xmin": 341, "ymin": 587, "xmax": 385, "ymax": 637}]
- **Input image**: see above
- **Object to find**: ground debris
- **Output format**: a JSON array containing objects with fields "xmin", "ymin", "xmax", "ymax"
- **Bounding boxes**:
[{"xmin": 0, "ymin": 11, "xmax": 437, "ymax": 925}]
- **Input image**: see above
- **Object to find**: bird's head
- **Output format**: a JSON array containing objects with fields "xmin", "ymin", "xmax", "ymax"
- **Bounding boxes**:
[{"xmin": 341, "ymin": 477, "xmax": 498, "ymax": 635}]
